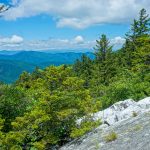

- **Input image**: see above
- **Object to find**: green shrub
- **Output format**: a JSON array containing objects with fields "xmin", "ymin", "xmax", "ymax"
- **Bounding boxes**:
[
  {"xmin": 71, "ymin": 120, "xmax": 101, "ymax": 138},
  {"xmin": 133, "ymin": 125, "xmax": 142, "ymax": 131},
  {"xmin": 132, "ymin": 111, "xmax": 138, "ymax": 117},
  {"xmin": 105, "ymin": 131, "xmax": 118, "ymax": 142},
  {"xmin": 0, "ymin": 85, "xmax": 29, "ymax": 132},
  {"xmin": 100, "ymin": 79, "xmax": 133, "ymax": 108}
]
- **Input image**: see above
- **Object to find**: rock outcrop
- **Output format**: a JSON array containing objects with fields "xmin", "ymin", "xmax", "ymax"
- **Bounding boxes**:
[
  {"xmin": 60, "ymin": 97, "xmax": 150, "ymax": 150},
  {"xmin": 94, "ymin": 97, "xmax": 150, "ymax": 125}
]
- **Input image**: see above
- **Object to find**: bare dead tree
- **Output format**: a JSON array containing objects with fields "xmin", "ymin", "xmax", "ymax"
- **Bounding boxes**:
[{"xmin": 0, "ymin": 4, "xmax": 11, "ymax": 15}]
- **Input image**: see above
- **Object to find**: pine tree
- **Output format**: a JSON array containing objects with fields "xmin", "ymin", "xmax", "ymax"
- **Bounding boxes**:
[
  {"xmin": 138, "ymin": 8, "xmax": 150, "ymax": 36},
  {"xmin": 93, "ymin": 34, "xmax": 115, "ymax": 85},
  {"xmin": 94, "ymin": 34, "xmax": 112, "ymax": 64},
  {"xmin": 123, "ymin": 8, "xmax": 150, "ymax": 68},
  {"xmin": 126, "ymin": 8, "xmax": 150, "ymax": 41},
  {"xmin": 73, "ymin": 54, "xmax": 93, "ymax": 87}
]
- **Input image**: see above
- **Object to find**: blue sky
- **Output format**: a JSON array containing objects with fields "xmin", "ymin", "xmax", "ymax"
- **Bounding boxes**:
[
  {"xmin": 0, "ymin": 0, "xmax": 150, "ymax": 51},
  {"xmin": 0, "ymin": 15, "xmax": 129, "ymax": 40}
]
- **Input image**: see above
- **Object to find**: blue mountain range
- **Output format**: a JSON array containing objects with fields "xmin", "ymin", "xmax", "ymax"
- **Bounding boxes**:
[{"xmin": 0, "ymin": 50, "xmax": 94, "ymax": 83}]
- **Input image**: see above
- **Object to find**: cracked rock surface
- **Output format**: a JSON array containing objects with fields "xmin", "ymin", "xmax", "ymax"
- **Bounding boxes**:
[{"xmin": 60, "ymin": 97, "xmax": 150, "ymax": 150}]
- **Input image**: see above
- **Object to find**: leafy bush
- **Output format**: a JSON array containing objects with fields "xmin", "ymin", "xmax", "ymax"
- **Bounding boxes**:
[
  {"xmin": 132, "ymin": 111, "xmax": 138, "ymax": 117},
  {"xmin": 71, "ymin": 120, "xmax": 101, "ymax": 138},
  {"xmin": 0, "ymin": 85, "xmax": 29, "ymax": 132},
  {"xmin": 105, "ymin": 131, "xmax": 118, "ymax": 142}
]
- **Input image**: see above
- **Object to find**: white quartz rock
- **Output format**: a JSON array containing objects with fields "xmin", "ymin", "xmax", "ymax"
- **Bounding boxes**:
[{"xmin": 93, "ymin": 97, "xmax": 150, "ymax": 125}]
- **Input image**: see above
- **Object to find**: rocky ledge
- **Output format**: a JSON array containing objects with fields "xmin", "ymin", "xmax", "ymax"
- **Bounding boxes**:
[{"xmin": 60, "ymin": 97, "xmax": 150, "ymax": 150}]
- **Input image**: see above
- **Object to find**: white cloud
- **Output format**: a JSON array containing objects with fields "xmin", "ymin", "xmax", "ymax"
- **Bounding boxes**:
[
  {"xmin": 0, "ymin": 35, "xmax": 23, "ymax": 44},
  {"xmin": 2, "ymin": 0, "xmax": 150, "ymax": 28},
  {"xmin": 74, "ymin": 36, "xmax": 84, "ymax": 44},
  {"xmin": 0, "ymin": 35, "xmax": 92, "ymax": 51},
  {"xmin": 111, "ymin": 36, "xmax": 125, "ymax": 45},
  {"xmin": 0, "ymin": 35, "xmax": 125, "ymax": 51},
  {"xmin": 10, "ymin": 35, "xmax": 24, "ymax": 43}
]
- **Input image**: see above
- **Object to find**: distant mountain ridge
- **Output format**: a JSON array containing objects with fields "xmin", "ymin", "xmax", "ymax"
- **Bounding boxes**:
[
  {"xmin": 0, "ymin": 60, "xmax": 36, "ymax": 83},
  {"xmin": 0, "ymin": 51, "xmax": 94, "ymax": 83},
  {"xmin": 0, "ymin": 50, "xmax": 19, "ymax": 55}
]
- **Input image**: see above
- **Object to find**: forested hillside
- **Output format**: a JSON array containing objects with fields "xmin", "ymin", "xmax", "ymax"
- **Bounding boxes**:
[
  {"xmin": 0, "ymin": 9, "xmax": 149, "ymax": 149},
  {"xmin": 0, "ymin": 60, "xmax": 36, "ymax": 83},
  {"xmin": 0, "ymin": 51, "xmax": 94, "ymax": 83}
]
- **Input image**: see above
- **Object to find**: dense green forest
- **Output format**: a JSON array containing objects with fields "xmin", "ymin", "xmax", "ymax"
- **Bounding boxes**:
[
  {"xmin": 0, "ymin": 9, "xmax": 150, "ymax": 149},
  {"xmin": 0, "ymin": 52, "xmax": 94, "ymax": 83}
]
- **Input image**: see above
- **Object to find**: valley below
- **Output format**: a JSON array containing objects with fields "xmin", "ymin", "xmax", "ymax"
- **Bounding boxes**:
[{"xmin": 0, "ymin": 51, "xmax": 94, "ymax": 83}]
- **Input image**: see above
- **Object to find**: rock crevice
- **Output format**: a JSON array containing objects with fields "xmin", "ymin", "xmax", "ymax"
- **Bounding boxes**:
[{"xmin": 60, "ymin": 97, "xmax": 150, "ymax": 150}]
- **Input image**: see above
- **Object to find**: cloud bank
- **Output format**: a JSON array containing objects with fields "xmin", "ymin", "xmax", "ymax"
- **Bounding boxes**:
[
  {"xmin": 0, "ymin": 35, "xmax": 125, "ymax": 51},
  {"xmin": 3, "ymin": 0, "xmax": 150, "ymax": 28},
  {"xmin": 0, "ymin": 35, "xmax": 23, "ymax": 44}
]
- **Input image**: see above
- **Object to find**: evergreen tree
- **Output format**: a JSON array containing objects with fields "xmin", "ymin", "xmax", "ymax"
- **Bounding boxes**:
[
  {"xmin": 126, "ymin": 8, "xmax": 150, "ymax": 41},
  {"xmin": 123, "ymin": 8, "xmax": 150, "ymax": 67},
  {"xmin": 94, "ymin": 34, "xmax": 113, "ymax": 64},
  {"xmin": 92, "ymin": 34, "xmax": 115, "ymax": 85},
  {"xmin": 138, "ymin": 8, "xmax": 150, "ymax": 36},
  {"xmin": 73, "ymin": 54, "xmax": 93, "ymax": 87},
  {"xmin": 132, "ymin": 36, "xmax": 150, "ymax": 73}
]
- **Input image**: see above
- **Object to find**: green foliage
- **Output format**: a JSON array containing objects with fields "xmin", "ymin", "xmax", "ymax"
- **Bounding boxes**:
[
  {"xmin": 131, "ymin": 36, "xmax": 150, "ymax": 72},
  {"xmin": 0, "ymin": 65, "xmax": 101, "ymax": 149},
  {"xmin": 100, "ymin": 81, "xmax": 133, "ymax": 108},
  {"xmin": 95, "ymin": 70, "xmax": 150, "ymax": 109},
  {"xmin": 93, "ymin": 34, "xmax": 117, "ymax": 86},
  {"xmin": 94, "ymin": 34, "xmax": 112, "ymax": 64},
  {"xmin": 73, "ymin": 54, "xmax": 93, "ymax": 87},
  {"xmin": 71, "ymin": 120, "xmax": 101, "ymax": 138},
  {"xmin": 0, "ymin": 52, "xmax": 94, "ymax": 83},
  {"xmin": 122, "ymin": 8, "xmax": 150, "ymax": 68},
  {"xmin": 0, "ymin": 118, "xmax": 5, "ymax": 146},
  {"xmin": 132, "ymin": 111, "xmax": 138, "ymax": 117},
  {"xmin": 133, "ymin": 125, "xmax": 142, "ymax": 131},
  {"xmin": 0, "ymin": 60, "xmax": 35, "ymax": 83},
  {"xmin": 0, "ymin": 8, "xmax": 149, "ymax": 149},
  {"xmin": 75, "ymin": 9, "xmax": 150, "ymax": 109},
  {"xmin": 105, "ymin": 131, "xmax": 118, "ymax": 142},
  {"xmin": 125, "ymin": 8, "xmax": 150, "ymax": 42},
  {"xmin": 0, "ymin": 85, "xmax": 29, "ymax": 132}
]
